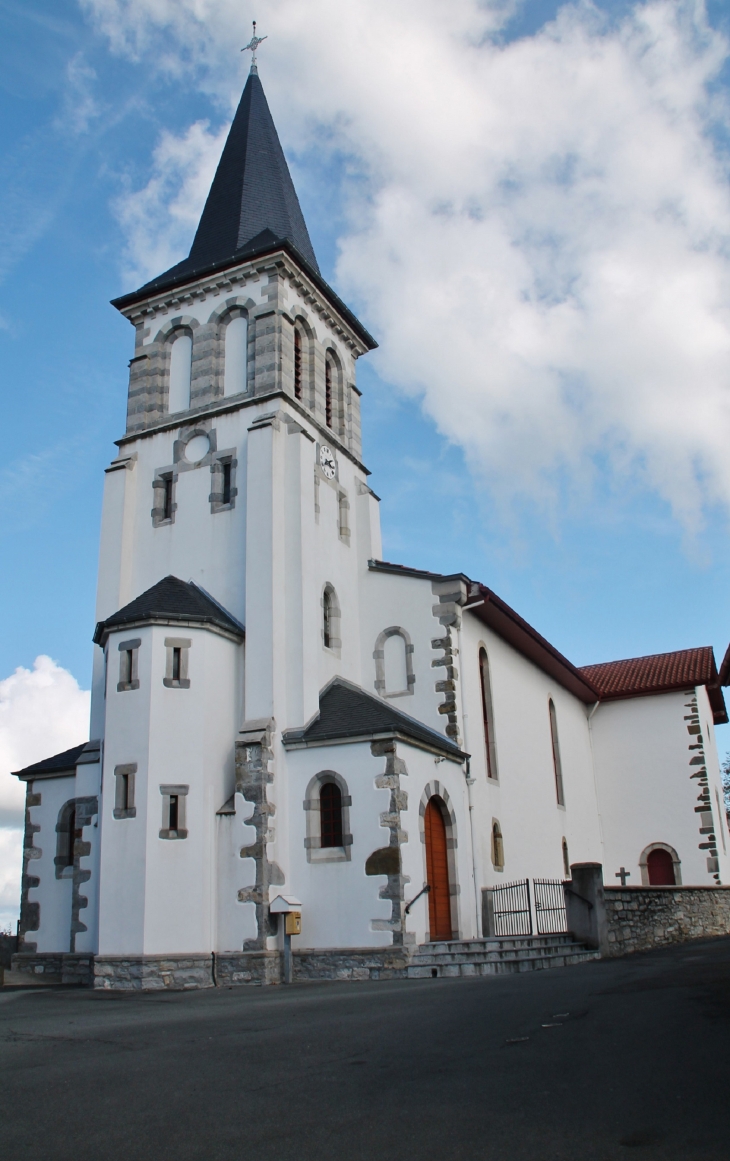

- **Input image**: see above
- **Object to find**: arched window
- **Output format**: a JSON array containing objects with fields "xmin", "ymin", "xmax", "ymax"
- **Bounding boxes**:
[
  {"xmin": 223, "ymin": 315, "xmax": 247, "ymax": 396},
  {"xmin": 491, "ymin": 820, "xmax": 505, "ymax": 870},
  {"xmin": 294, "ymin": 327, "xmax": 303, "ymax": 400},
  {"xmin": 479, "ymin": 648, "xmax": 498, "ymax": 780},
  {"xmin": 303, "ymin": 771, "xmax": 352, "ymax": 862},
  {"xmin": 168, "ymin": 331, "xmax": 192, "ymax": 413},
  {"xmin": 373, "ymin": 627, "xmax": 415, "ymax": 698},
  {"xmin": 320, "ymin": 782, "xmax": 343, "ymax": 848},
  {"xmin": 322, "ymin": 584, "xmax": 340, "ymax": 650},
  {"xmin": 548, "ymin": 699, "xmax": 565, "ymax": 806},
  {"xmin": 562, "ymin": 837, "xmax": 570, "ymax": 878},
  {"xmin": 325, "ymin": 355, "xmax": 333, "ymax": 428},
  {"xmin": 647, "ymin": 848, "xmax": 676, "ymax": 885}
]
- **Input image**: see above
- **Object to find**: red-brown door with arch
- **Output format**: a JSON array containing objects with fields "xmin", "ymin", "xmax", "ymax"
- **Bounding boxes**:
[
  {"xmin": 647, "ymin": 848, "xmax": 676, "ymax": 885},
  {"xmin": 425, "ymin": 797, "xmax": 452, "ymax": 940}
]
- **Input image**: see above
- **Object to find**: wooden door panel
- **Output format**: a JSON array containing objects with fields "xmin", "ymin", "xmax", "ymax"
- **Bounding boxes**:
[{"xmin": 425, "ymin": 798, "xmax": 452, "ymax": 940}]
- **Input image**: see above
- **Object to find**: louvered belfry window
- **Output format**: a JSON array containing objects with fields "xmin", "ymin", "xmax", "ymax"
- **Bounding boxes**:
[
  {"xmin": 294, "ymin": 328, "xmax": 302, "ymax": 400},
  {"xmin": 320, "ymin": 782, "xmax": 343, "ymax": 847},
  {"xmin": 325, "ymin": 358, "xmax": 333, "ymax": 428}
]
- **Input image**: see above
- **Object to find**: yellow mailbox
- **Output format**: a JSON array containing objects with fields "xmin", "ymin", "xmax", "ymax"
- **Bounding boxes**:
[{"xmin": 285, "ymin": 912, "xmax": 301, "ymax": 936}]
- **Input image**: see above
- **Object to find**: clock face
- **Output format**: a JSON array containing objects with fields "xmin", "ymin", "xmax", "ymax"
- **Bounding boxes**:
[{"xmin": 319, "ymin": 445, "xmax": 336, "ymax": 480}]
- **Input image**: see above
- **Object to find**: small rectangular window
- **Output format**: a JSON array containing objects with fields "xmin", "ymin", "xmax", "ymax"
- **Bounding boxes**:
[
  {"xmin": 549, "ymin": 699, "xmax": 565, "ymax": 806},
  {"xmin": 114, "ymin": 763, "xmax": 137, "ymax": 818},
  {"xmin": 117, "ymin": 639, "xmax": 140, "ymax": 691},
  {"xmin": 160, "ymin": 784, "xmax": 188, "ymax": 838},
  {"xmin": 164, "ymin": 638, "xmax": 191, "ymax": 688}
]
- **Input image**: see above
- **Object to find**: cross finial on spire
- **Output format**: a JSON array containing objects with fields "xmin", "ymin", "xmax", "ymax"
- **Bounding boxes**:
[{"xmin": 241, "ymin": 20, "xmax": 267, "ymax": 74}]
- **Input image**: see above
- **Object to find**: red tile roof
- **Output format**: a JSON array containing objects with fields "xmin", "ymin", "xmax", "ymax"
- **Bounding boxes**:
[{"xmin": 579, "ymin": 647, "xmax": 727, "ymax": 723}]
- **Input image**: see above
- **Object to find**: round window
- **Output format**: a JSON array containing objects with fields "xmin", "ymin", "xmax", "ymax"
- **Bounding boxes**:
[{"xmin": 185, "ymin": 434, "xmax": 210, "ymax": 463}]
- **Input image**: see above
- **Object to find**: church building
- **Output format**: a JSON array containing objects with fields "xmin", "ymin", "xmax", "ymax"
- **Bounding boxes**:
[{"xmin": 12, "ymin": 58, "xmax": 730, "ymax": 988}]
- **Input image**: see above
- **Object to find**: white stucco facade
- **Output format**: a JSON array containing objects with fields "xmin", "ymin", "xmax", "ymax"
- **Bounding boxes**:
[{"xmin": 14, "ymin": 67, "xmax": 730, "ymax": 984}]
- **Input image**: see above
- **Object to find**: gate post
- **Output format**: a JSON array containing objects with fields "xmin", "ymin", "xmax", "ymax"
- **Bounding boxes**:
[
  {"xmin": 564, "ymin": 863, "xmax": 608, "ymax": 954},
  {"xmin": 481, "ymin": 888, "xmax": 495, "ymax": 937}
]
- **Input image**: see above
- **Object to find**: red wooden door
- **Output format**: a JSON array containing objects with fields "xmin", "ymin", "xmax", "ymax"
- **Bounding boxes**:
[
  {"xmin": 425, "ymin": 797, "xmax": 452, "ymax": 940},
  {"xmin": 647, "ymin": 848, "xmax": 675, "ymax": 885}
]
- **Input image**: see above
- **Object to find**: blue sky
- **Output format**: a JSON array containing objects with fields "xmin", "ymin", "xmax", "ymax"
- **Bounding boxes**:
[{"xmin": 1, "ymin": 0, "xmax": 730, "ymax": 755}]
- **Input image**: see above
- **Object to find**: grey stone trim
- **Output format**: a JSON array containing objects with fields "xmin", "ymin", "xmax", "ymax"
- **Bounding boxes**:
[
  {"xmin": 209, "ymin": 448, "xmax": 238, "ymax": 512},
  {"xmin": 94, "ymin": 954, "xmax": 214, "ymax": 991},
  {"xmin": 113, "ymin": 764, "xmax": 137, "ymax": 820},
  {"xmin": 18, "ymin": 780, "xmax": 41, "ymax": 951},
  {"xmin": 370, "ymin": 740, "xmax": 409, "ymax": 946},
  {"xmin": 337, "ymin": 488, "xmax": 350, "ymax": 545},
  {"xmin": 172, "ymin": 422, "xmax": 218, "ymax": 467},
  {"xmin": 683, "ymin": 690, "xmax": 722, "ymax": 882},
  {"xmin": 302, "ymin": 770, "xmax": 353, "ymax": 863},
  {"xmin": 234, "ymin": 719, "xmax": 281, "ymax": 949},
  {"xmin": 163, "ymin": 638, "xmax": 191, "ymax": 689},
  {"xmin": 159, "ymin": 783, "xmax": 188, "ymax": 839},
  {"xmin": 151, "ymin": 467, "xmax": 176, "ymax": 527},
  {"xmin": 373, "ymin": 626, "xmax": 415, "ymax": 698},
  {"xmin": 50, "ymin": 796, "xmax": 98, "ymax": 950},
  {"xmin": 638, "ymin": 842, "xmax": 682, "ymax": 886},
  {"xmin": 430, "ymin": 572, "xmax": 468, "ymax": 745},
  {"xmin": 117, "ymin": 639, "xmax": 141, "ymax": 692}
]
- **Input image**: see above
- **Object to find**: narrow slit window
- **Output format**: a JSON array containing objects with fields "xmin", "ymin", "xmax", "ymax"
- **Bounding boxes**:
[
  {"xmin": 325, "ymin": 358, "xmax": 333, "ymax": 428},
  {"xmin": 320, "ymin": 782, "xmax": 343, "ymax": 848},
  {"xmin": 323, "ymin": 589, "xmax": 332, "ymax": 648},
  {"xmin": 120, "ymin": 649, "xmax": 133, "ymax": 685},
  {"xmin": 294, "ymin": 328, "xmax": 302, "ymax": 400},
  {"xmin": 479, "ymin": 648, "xmax": 498, "ymax": 780},
  {"xmin": 549, "ymin": 699, "xmax": 565, "ymax": 806},
  {"xmin": 222, "ymin": 461, "xmax": 232, "ymax": 505},
  {"xmin": 169, "ymin": 795, "xmax": 179, "ymax": 832},
  {"xmin": 172, "ymin": 647, "xmax": 182, "ymax": 682},
  {"xmin": 163, "ymin": 476, "xmax": 173, "ymax": 521},
  {"xmin": 562, "ymin": 837, "xmax": 570, "ymax": 878}
]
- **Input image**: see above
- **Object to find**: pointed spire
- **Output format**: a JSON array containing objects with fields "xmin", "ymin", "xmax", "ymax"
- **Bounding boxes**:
[{"xmin": 187, "ymin": 70, "xmax": 319, "ymax": 274}]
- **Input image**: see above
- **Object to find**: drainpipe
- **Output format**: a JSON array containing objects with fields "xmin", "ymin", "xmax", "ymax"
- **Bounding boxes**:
[{"xmin": 456, "ymin": 618, "xmax": 481, "ymax": 939}]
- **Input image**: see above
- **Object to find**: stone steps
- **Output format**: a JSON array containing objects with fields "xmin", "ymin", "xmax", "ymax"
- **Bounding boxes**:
[{"xmin": 407, "ymin": 935, "xmax": 599, "ymax": 978}]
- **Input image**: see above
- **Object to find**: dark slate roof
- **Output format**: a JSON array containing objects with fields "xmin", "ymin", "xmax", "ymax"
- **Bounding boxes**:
[
  {"xmin": 131, "ymin": 70, "xmax": 318, "ymax": 298},
  {"xmin": 93, "ymin": 576, "xmax": 244, "ymax": 643},
  {"xmin": 283, "ymin": 677, "xmax": 466, "ymax": 759},
  {"xmin": 13, "ymin": 743, "xmax": 86, "ymax": 780}
]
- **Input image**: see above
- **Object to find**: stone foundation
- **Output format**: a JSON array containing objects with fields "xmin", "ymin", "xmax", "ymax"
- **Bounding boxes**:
[
  {"xmin": 293, "ymin": 947, "xmax": 410, "ymax": 981},
  {"xmin": 604, "ymin": 885, "xmax": 730, "ymax": 957},
  {"xmin": 214, "ymin": 950, "xmax": 281, "ymax": 986},
  {"xmin": 11, "ymin": 952, "xmax": 94, "ymax": 986},
  {"xmin": 93, "ymin": 954, "xmax": 214, "ymax": 991}
]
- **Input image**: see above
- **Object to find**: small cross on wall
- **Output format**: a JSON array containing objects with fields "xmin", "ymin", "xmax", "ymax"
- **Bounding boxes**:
[{"xmin": 615, "ymin": 867, "xmax": 631, "ymax": 885}]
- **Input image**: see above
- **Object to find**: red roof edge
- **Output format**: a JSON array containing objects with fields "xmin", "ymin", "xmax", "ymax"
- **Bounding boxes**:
[{"xmin": 719, "ymin": 643, "xmax": 730, "ymax": 688}]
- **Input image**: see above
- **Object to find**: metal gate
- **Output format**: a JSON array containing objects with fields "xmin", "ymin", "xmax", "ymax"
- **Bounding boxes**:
[
  {"xmin": 490, "ymin": 878, "xmax": 533, "ymax": 936},
  {"xmin": 533, "ymin": 878, "xmax": 568, "ymax": 934}
]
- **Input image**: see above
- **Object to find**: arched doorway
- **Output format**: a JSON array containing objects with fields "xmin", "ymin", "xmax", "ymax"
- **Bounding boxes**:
[
  {"xmin": 647, "ymin": 848, "xmax": 676, "ymax": 885},
  {"xmin": 425, "ymin": 796, "xmax": 452, "ymax": 940}
]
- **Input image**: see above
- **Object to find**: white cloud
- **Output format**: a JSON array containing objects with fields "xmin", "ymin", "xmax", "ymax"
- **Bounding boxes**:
[
  {"xmin": 86, "ymin": 0, "xmax": 730, "ymax": 526},
  {"xmin": 0, "ymin": 656, "xmax": 89, "ymax": 929}
]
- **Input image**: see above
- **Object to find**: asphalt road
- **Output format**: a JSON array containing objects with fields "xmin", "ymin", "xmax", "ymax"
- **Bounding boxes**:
[{"xmin": 2, "ymin": 937, "xmax": 729, "ymax": 1161}]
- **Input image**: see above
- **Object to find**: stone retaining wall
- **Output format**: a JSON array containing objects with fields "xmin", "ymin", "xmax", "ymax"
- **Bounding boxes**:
[
  {"xmin": 603, "ymin": 885, "xmax": 730, "ymax": 957},
  {"xmin": 214, "ymin": 950, "xmax": 281, "ymax": 986}
]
